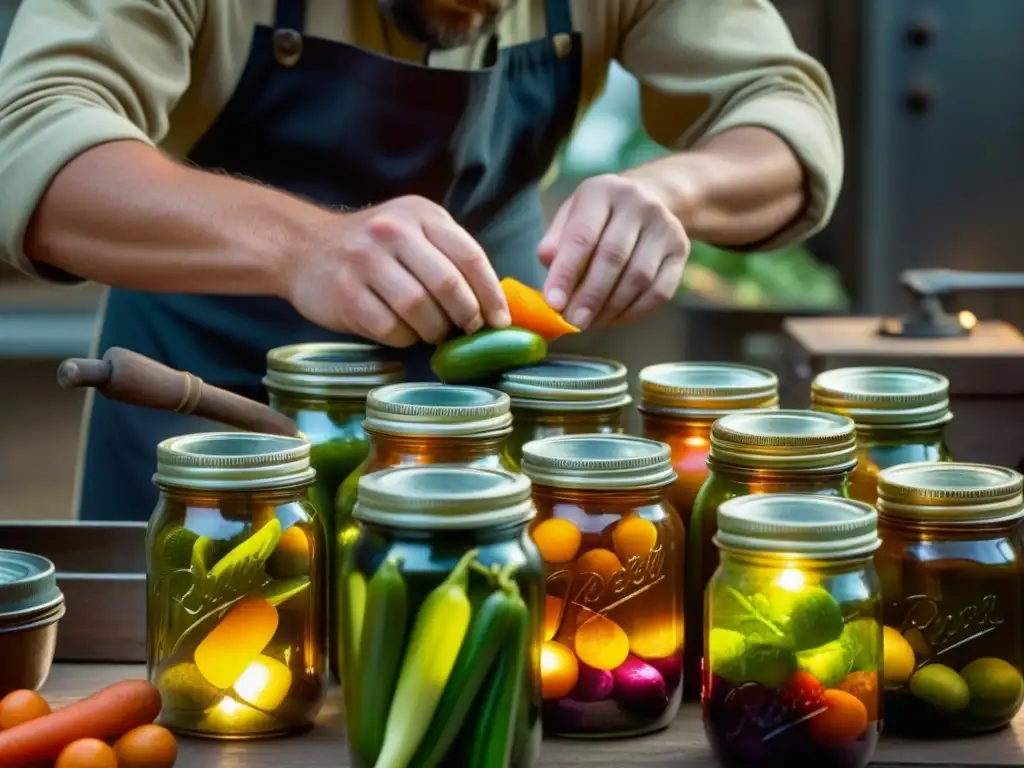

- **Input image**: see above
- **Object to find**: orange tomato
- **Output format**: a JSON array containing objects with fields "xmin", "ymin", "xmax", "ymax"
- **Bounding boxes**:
[
  {"xmin": 55, "ymin": 738, "xmax": 119, "ymax": 768},
  {"xmin": 574, "ymin": 614, "xmax": 630, "ymax": 671},
  {"xmin": 541, "ymin": 641, "xmax": 579, "ymax": 699},
  {"xmin": 576, "ymin": 548, "xmax": 623, "ymax": 581},
  {"xmin": 531, "ymin": 518, "xmax": 581, "ymax": 564},
  {"xmin": 837, "ymin": 671, "xmax": 880, "ymax": 721},
  {"xmin": 612, "ymin": 515, "xmax": 658, "ymax": 563},
  {"xmin": 0, "ymin": 689, "xmax": 51, "ymax": 729},
  {"xmin": 809, "ymin": 689, "xmax": 869, "ymax": 744},
  {"xmin": 114, "ymin": 724, "xmax": 179, "ymax": 767}
]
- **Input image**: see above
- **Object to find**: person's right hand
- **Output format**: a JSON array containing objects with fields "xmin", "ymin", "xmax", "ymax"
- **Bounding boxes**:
[{"xmin": 285, "ymin": 196, "xmax": 510, "ymax": 347}]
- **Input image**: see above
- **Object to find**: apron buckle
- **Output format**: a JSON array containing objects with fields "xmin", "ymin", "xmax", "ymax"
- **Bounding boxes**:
[
  {"xmin": 272, "ymin": 29, "xmax": 304, "ymax": 68},
  {"xmin": 552, "ymin": 33, "xmax": 572, "ymax": 59}
]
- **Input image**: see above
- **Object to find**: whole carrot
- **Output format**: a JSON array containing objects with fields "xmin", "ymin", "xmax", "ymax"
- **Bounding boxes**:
[{"xmin": 0, "ymin": 679, "xmax": 162, "ymax": 766}]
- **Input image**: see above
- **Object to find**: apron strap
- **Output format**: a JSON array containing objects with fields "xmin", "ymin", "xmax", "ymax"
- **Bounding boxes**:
[
  {"xmin": 545, "ymin": 0, "xmax": 574, "ymax": 36},
  {"xmin": 274, "ymin": 0, "xmax": 306, "ymax": 30}
]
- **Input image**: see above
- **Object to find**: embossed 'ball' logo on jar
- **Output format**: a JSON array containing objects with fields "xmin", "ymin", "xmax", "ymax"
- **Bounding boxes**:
[{"xmin": 896, "ymin": 594, "xmax": 1005, "ymax": 660}]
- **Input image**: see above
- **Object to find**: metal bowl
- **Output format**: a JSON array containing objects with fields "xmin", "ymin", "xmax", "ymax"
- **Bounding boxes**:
[{"xmin": 0, "ymin": 550, "xmax": 65, "ymax": 697}]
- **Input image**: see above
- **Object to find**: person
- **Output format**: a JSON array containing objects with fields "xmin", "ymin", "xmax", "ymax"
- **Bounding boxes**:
[{"xmin": 0, "ymin": 0, "xmax": 842, "ymax": 522}]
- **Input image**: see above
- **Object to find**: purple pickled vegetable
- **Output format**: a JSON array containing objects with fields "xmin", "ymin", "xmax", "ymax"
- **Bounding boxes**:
[
  {"xmin": 571, "ymin": 662, "xmax": 615, "ymax": 702},
  {"xmin": 612, "ymin": 654, "xmax": 669, "ymax": 715},
  {"xmin": 644, "ymin": 653, "xmax": 682, "ymax": 693}
]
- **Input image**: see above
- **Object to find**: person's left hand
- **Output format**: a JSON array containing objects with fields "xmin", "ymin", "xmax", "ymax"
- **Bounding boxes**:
[{"xmin": 538, "ymin": 172, "xmax": 691, "ymax": 330}]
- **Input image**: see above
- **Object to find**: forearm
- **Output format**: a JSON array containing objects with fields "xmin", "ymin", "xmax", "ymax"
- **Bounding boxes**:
[
  {"xmin": 25, "ymin": 140, "xmax": 333, "ymax": 296},
  {"xmin": 627, "ymin": 126, "xmax": 807, "ymax": 248}
]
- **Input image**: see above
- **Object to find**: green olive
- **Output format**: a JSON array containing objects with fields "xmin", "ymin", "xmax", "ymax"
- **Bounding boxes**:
[
  {"xmin": 908, "ymin": 664, "xmax": 971, "ymax": 713},
  {"xmin": 960, "ymin": 657, "xmax": 1024, "ymax": 722}
]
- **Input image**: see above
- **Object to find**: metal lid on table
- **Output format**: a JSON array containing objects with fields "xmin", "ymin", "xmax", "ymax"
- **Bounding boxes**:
[
  {"xmin": 0, "ymin": 550, "xmax": 64, "ymax": 628},
  {"xmin": 638, "ymin": 362, "xmax": 779, "ymax": 419},
  {"xmin": 709, "ymin": 409, "xmax": 858, "ymax": 472},
  {"xmin": 153, "ymin": 432, "xmax": 316, "ymax": 491},
  {"xmin": 715, "ymin": 494, "xmax": 880, "ymax": 559},
  {"xmin": 355, "ymin": 466, "xmax": 534, "ymax": 529},
  {"xmin": 364, "ymin": 383, "xmax": 513, "ymax": 438},
  {"xmin": 264, "ymin": 342, "xmax": 404, "ymax": 398},
  {"xmin": 521, "ymin": 434, "xmax": 676, "ymax": 490},
  {"xmin": 877, "ymin": 462, "xmax": 1024, "ymax": 524},
  {"xmin": 498, "ymin": 355, "xmax": 632, "ymax": 412},
  {"xmin": 812, "ymin": 366, "xmax": 952, "ymax": 429}
]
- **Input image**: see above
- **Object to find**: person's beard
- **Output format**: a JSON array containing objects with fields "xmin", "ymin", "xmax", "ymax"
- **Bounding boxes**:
[{"xmin": 379, "ymin": 0, "xmax": 513, "ymax": 50}]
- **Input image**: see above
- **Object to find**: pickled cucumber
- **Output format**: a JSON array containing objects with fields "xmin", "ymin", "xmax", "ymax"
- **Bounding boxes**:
[{"xmin": 908, "ymin": 664, "xmax": 970, "ymax": 713}]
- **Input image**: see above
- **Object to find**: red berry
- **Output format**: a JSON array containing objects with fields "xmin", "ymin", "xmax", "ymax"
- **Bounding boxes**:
[{"xmin": 783, "ymin": 670, "xmax": 825, "ymax": 716}]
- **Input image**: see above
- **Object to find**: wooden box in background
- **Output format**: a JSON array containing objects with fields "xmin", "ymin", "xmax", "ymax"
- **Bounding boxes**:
[{"xmin": 784, "ymin": 316, "xmax": 1024, "ymax": 472}]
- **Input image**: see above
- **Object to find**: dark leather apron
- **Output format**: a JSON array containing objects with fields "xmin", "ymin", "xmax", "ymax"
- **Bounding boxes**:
[{"xmin": 76, "ymin": 0, "xmax": 582, "ymax": 521}]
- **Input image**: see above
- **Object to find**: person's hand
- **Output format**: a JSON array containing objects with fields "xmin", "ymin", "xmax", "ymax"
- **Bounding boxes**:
[
  {"xmin": 286, "ymin": 195, "xmax": 510, "ymax": 347},
  {"xmin": 538, "ymin": 173, "xmax": 691, "ymax": 330}
]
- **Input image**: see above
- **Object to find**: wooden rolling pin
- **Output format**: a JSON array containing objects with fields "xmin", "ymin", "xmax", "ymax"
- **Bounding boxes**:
[{"xmin": 57, "ymin": 347, "xmax": 298, "ymax": 437}]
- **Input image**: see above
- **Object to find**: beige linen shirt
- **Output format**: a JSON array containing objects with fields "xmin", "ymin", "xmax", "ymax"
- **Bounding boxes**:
[{"xmin": 0, "ymin": 0, "xmax": 843, "ymax": 281}]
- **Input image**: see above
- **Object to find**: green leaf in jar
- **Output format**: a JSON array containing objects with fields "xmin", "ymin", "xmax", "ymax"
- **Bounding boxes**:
[
  {"xmin": 181, "ymin": 519, "xmax": 282, "ymax": 613},
  {"xmin": 259, "ymin": 576, "xmax": 311, "ymax": 607}
]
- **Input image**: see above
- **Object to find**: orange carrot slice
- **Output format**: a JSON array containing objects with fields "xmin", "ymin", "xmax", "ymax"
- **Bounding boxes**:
[{"xmin": 500, "ymin": 277, "xmax": 579, "ymax": 341}]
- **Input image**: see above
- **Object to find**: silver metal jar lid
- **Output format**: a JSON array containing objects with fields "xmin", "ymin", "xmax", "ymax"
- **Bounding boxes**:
[
  {"xmin": 498, "ymin": 355, "xmax": 632, "ymax": 412},
  {"xmin": 363, "ymin": 383, "xmax": 513, "ymax": 438},
  {"xmin": 355, "ymin": 466, "xmax": 534, "ymax": 530},
  {"xmin": 715, "ymin": 494, "xmax": 880, "ymax": 560},
  {"xmin": 877, "ymin": 462, "xmax": 1024, "ymax": 525},
  {"xmin": 153, "ymin": 432, "xmax": 316, "ymax": 491},
  {"xmin": 264, "ymin": 342, "xmax": 403, "ymax": 398},
  {"xmin": 709, "ymin": 409, "xmax": 858, "ymax": 472},
  {"xmin": 0, "ymin": 550, "xmax": 65, "ymax": 628},
  {"xmin": 638, "ymin": 362, "xmax": 779, "ymax": 419},
  {"xmin": 520, "ymin": 434, "xmax": 677, "ymax": 490},
  {"xmin": 812, "ymin": 366, "xmax": 952, "ymax": 429}
]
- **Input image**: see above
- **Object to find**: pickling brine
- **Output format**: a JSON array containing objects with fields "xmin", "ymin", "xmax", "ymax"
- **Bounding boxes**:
[
  {"xmin": 146, "ymin": 433, "xmax": 327, "ymax": 738},
  {"xmin": 340, "ymin": 466, "xmax": 544, "ymax": 768},
  {"xmin": 522, "ymin": 435, "xmax": 684, "ymax": 738},
  {"xmin": 875, "ymin": 462, "xmax": 1024, "ymax": 735},
  {"xmin": 704, "ymin": 494, "xmax": 882, "ymax": 768}
]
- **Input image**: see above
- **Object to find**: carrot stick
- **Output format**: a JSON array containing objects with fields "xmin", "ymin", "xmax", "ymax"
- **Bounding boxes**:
[
  {"xmin": 0, "ymin": 680, "xmax": 162, "ymax": 766},
  {"xmin": 500, "ymin": 277, "xmax": 579, "ymax": 342}
]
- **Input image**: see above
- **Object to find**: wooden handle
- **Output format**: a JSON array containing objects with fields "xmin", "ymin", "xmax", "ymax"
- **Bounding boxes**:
[{"xmin": 57, "ymin": 347, "xmax": 298, "ymax": 437}]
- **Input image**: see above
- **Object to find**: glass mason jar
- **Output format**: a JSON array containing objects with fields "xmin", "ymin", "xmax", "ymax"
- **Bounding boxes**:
[
  {"xmin": 264, "ymin": 343, "xmax": 403, "ymax": 527},
  {"xmin": 147, "ymin": 433, "xmax": 327, "ymax": 738},
  {"xmin": 497, "ymin": 355, "xmax": 632, "ymax": 470},
  {"xmin": 875, "ymin": 462, "xmax": 1024, "ymax": 735},
  {"xmin": 521, "ymin": 434, "xmax": 685, "ymax": 738},
  {"xmin": 686, "ymin": 410, "xmax": 857, "ymax": 700},
  {"xmin": 331, "ymin": 383, "xmax": 515, "ymax": 676},
  {"xmin": 639, "ymin": 362, "xmax": 779, "ymax": 534},
  {"xmin": 811, "ymin": 366, "xmax": 954, "ymax": 504},
  {"xmin": 340, "ymin": 466, "xmax": 544, "ymax": 768},
  {"xmin": 704, "ymin": 494, "xmax": 882, "ymax": 768}
]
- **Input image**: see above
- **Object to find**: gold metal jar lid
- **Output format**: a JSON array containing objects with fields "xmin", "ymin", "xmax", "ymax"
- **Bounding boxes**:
[
  {"xmin": 709, "ymin": 409, "xmax": 858, "ymax": 472},
  {"xmin": 355, "ymin": 466, "xmax": 534, "ymax": 530},
  {"xmin": 637, "ymin": 362, "xmax": 779, "ymax": 419},
  {"xmin": 812, "ymin": 366, "xmax": 952, "ymax": 429},
  {"xmin": 877, "ymin": 462, "xmax": 1024, "ymax": 524},
  {"xmin": 153, "ymin": 432, "xmax": 316, "ymax": 491},
  {"xmin": 363, "ymin": 383, "xmax": 513, "ymax": 438},
  {"xmin": 521, "ymin": 434, "xmax": 676, "ymax": 490},
  {"xmin": 715, "ymin": 494, "xmax": 880, "ymax": 559},
  {"xmin": 498, "ymin": 355, "xmax": 632, "ymax": 412},
  {"xmin": 263, "ymin": 342, "xmax": 404, "ymax": 398}
]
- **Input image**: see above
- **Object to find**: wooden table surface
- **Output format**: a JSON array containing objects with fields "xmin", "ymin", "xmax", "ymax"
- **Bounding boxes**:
[{"xmin": 41, "ymin": 664, "xmax": 1024, "ymax": 767}]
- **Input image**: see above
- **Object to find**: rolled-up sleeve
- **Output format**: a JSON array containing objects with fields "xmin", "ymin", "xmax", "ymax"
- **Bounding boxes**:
[
  {"xmin": 0, "ymin": 0, "xmax": 202, "ymax": 281},
  {"xmin": 616, "ymin": 0, "xmax": 843, "ymax": 249}
]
